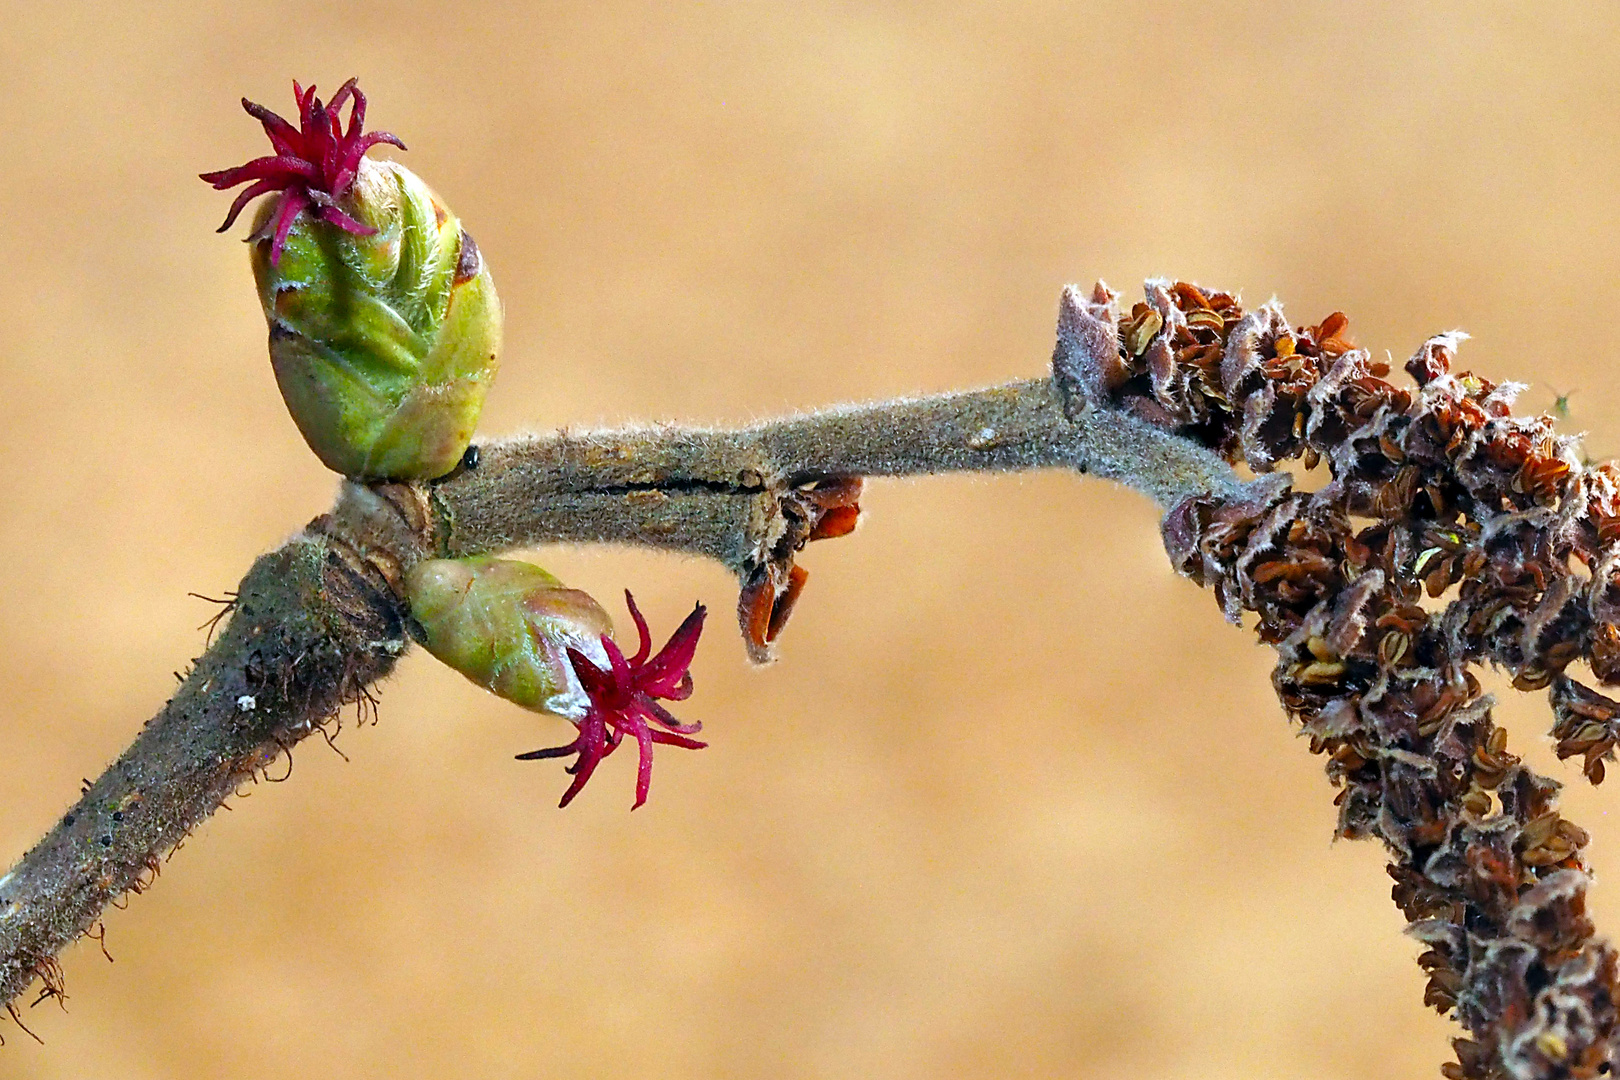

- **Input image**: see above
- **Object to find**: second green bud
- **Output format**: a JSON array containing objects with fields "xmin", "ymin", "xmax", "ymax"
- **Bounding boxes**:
[{"xmin": 404, "ymin": 556, "xmax": 614, "ymax": 719}]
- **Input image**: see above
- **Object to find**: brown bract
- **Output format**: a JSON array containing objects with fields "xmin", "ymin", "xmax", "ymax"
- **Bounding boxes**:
[
  {"xmin": 736, "ymin": 476, "xmax": 863, "ymax": 662},
  {"xmin": 1061, "ymin": 279, "xmax": 1620, "ymax": 1080}
]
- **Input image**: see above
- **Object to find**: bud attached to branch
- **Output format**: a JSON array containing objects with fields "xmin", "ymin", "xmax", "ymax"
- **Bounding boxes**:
[
  {"xmin": 405, "ymin": 557, "xmax": 614, "ymax": 721},
  {"xmin": 404, "ymin": 557, "xmax": 708, "ymax": 808},
  {"xmin": 203, "ymin": 80, "xmax": 501, "ymax": 480}
]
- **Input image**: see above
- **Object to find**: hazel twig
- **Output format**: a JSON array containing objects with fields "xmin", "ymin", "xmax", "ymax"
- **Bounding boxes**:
[
  {"xmin": 11, "ymin": 273, "xmax": 1614, "ymax": 1080},
  {"xmin": 0, "ymin": 366, "xmax": 1239, "ymax": 1015}
]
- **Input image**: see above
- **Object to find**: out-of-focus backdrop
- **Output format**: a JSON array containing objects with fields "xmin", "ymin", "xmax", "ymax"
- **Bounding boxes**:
[{"xmin": 2, "ymin": 4, "xmax": 1618, "ymax": 1078}]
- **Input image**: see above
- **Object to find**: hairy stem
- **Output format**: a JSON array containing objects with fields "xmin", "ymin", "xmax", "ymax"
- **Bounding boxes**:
[
  {"xmin": 0, "ymin": 372, "xmax": 1237, "ymax": 1016},
  {"xmin": 0, "ymin": 537, "xmax": 406, "ymax": 1017},
  {"xmin": 428, "ymin": 377, "xmax": 1241, "ymax": 566}
]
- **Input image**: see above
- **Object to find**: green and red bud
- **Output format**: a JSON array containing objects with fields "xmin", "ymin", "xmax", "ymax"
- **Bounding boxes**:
[
  {"xmin": 404, "ymin": 556, "xmax": 708, "ymax": 808},
  {"xmin": 204, "ymin": 80, "xmax": 501, "ymax": 480},
  {"xmin": 252, "ymin": 158, "xmax": 501, "ymax": 479}
]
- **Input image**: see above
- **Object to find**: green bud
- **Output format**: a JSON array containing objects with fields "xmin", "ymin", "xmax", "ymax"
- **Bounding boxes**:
[
  {"xmin": 404, "ymin": 557, "xmax": 613, "ymax": 719},
  {"xmin": 251, "ymin": 158, "xmax": 502, "ymax": 479}
]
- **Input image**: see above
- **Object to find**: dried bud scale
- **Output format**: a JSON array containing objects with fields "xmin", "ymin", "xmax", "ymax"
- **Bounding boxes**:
[{"xmin": 1068, "ymin": 279, "xmax": 1620, "ymax": 1079}]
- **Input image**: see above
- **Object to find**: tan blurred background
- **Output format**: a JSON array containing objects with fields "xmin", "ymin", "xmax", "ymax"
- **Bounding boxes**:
[{"xmin": 1, "ymin": 3, "xmax": 1618, "ymax": 1077}]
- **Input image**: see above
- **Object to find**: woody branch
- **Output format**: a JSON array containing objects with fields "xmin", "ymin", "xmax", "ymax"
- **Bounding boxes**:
[{"xmin": 0, "ymin": 367, "xmax": 1236, "ymax": 1021}]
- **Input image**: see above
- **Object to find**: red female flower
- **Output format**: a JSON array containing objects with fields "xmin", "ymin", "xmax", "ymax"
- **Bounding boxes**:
[
  {"xmin": 199, "ymin": 78, "xmax": 406, "ymax": 264},
  {"xmin": 518, "ymin": 592, "xmax": 707, "ymax": 809}
]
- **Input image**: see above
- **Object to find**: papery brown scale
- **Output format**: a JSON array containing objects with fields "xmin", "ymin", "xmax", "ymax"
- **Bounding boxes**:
[
  {"xmin": 1373, "ymin": 466, "xmax": 1424, "ymax": 519},
  {"xmin": 1122, "ymin": 303, "xmax": 1162, "ymax": 358},
  {"xmin": 1486, "ymin": 430, "xmax": 1535, "ymax": 470},
  {"xmin": 1428, "ymin": 970, "xmax": 1464, "ymax": 1013},
  {"xmin": 1426, "ymin": 558, "xmax": 1459, "ymax": 598},
  {"xmin": 1378, "ymin": 430, "xmax": 1408, "ymax": 464},
  {"xmin": 1377, "ymin": 603, "xmax": 1432, "ymax": 636},
  {"xmin": 1588, "ymin": 623, "xmax": 1620, "ymax": 684},
  {"xmin": 1596, "ymin": 509, "xmax": 1620, "ymax": 549},
  {"xmin": 1312, "ymin": 311, "xmax": 1354, "ymax": 357},
  {"xmin": 1541, "ymin": 639, "xmax": 1582, "ymax": 672},
  {"xmin": 1169, "ymin": 281, "xmax": 1210, "ymax": 311},
  {"xmin": 1522, "ymin": 457, "xmax": 1572, "ymax": 504},
  {"xmin": 1513, "ymin": 668, "xmax": 1556, "ymax": 692},
  {"xmin": 1391, "ymin": 865, "xmax": 1467, "ymax": 924}
]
